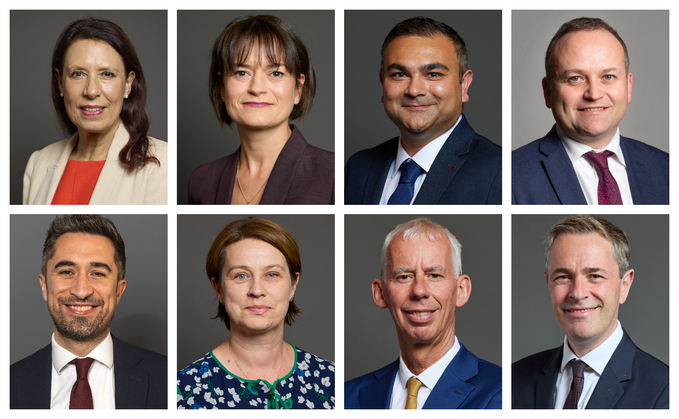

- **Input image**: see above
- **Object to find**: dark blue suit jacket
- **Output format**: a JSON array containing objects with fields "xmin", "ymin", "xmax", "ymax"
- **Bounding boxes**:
[
  {"xmin": 345, "ymin": 343, "xmax": 501, "ymax": 409},
  {"xmin": 512, "ymin": 126, "xmax": 669, "ymax": 204},
  {"xmin": 512, "ymin": 330, "xmax": 669, "ymax": 409},
  {"xmin": 10, "ymin": 335, "xmax": 167, "ymax": 409},
  {"xmin": 345, "ymin": 115, "xmax": 501, "ymax": 204}
]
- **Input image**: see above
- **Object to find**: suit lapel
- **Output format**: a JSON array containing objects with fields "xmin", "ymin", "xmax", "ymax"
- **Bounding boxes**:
[
  {"xmin": 620, "ymin": 136, "xmax": 647, "ymax": 205},
  {"xmin": 113, "ymin": 336, "xmax": 149, "ymax": 409},
  {"xmin": 358, "ymin": 360, "xmax": 398, "ymax": 408},
  {"xmin": 215, "ymin": 151, "xmax": 238, "ymax": 204},
  {"xmin": 18, "ymin": 344, "xmax": 52, "ymax": 408},
  {"xmin": 535, "ymin": 346, "xmax": 562, "ymax": 409},
  {"xmin": 424, "ymin": 343, "xmax": 477, "ymax": 409},
  {"xmin": 538, "ymin": 128, "xmax": 587, "ymax": 204},
  {"xmin": 586, "ymin": 331, "xmax": 635, "ymax": 409},
  {"xmin": 364, "ymin": 139, "xmax": 398, "ymax": 204},
  {"xmin": 260, "ymin": 125, "xmax": 307, "ymax": 204},
  {"xmin": 414, "ymin": 115, "xmax": 473, "ymax": 204}
]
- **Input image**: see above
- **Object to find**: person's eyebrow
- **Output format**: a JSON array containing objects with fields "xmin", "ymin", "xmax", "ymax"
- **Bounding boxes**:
[
  {"xmin": 421, "ymin": 63, "xmax": 449, "ymax": 72},
  {"xmin": 386, "ymin": 63, "xmax": 408, "ymax": 73},
  {"xmin": 90, "ymin": 262, "xmax": 112, "ymax": 273}
]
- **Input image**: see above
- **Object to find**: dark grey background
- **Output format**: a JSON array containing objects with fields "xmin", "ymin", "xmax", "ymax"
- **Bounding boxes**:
[
  {"xmin": 177, "ymin": 215, "xmax": 335, "ymax": 370},
  {"xmin": 512, "ymin": 214, "xmax": 668, "ymax": 364},
  {"xmin": 10, "ymin": 214, "xmax": 168, "ymax": 364},
  {"xmin": 345, "ymin": 215, "xmax": 502, "ymax": 381},
  {"xmin": 344, "ymin": 10, "xmax": 502, "ymax": 163},
  {"xmin": 177, "ymin": 10, "xmax": 335, "ymax": 204},
  {"xmin": 10, "ymin": 10, "xmax": 168, "ymax": 205},
  {"xmin": 512, "ymin": 10, "xmax": 669, "ymax": 151}
]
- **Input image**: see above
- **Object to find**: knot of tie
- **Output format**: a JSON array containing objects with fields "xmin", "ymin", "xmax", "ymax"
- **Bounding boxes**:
[
  {"xmin": 563, "ymin": 359, "xmax": 587, "ymax": 409},
  {"xmin": 583, "ymin": 150, "xmax": 622, "ymax": 205},
  {"xmin": 388, "ymin": 159, "xmax": 422, "ymax": 205},
  {"xmin": 70, "ymin": 357, "xmax": 95, "ymax": 409},
  {"xmin": 405, "ymin": 376, "xmax": 423, "ymax": 409}
]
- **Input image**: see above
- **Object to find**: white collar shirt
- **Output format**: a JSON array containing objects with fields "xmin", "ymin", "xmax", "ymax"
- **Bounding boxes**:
[
  {"xmin": 379, "ymin": 116, "xmax": 461, "ymax": 205},
  {"xmin": 389, "ymin": 336, "xmax": 461, "ymax": 409},
  {"xmin": 554, "ymin": 321, "xmax": 624, "ymax": 409},
  {"xmin": 50, "ymin": 332, "xmax": 116, "ymax": 409},
  {"xmin": 558, "ymin": 126, "xmax": 633, "ymax": 205}
]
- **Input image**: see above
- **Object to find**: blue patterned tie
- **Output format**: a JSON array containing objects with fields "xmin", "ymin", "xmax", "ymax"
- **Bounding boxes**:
[
  {"xmin": 563, "ymin": 359, "xmax": 587, "ymax": 409},
  {"xmin": 388, "ymin": 159, "xmax": 422, "ymax": 205}
]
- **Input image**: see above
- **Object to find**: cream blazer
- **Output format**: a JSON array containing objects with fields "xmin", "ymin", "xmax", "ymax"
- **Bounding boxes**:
[{"xmin": 23, "ymin": 124, "xmax": 167, "ymax": 205}]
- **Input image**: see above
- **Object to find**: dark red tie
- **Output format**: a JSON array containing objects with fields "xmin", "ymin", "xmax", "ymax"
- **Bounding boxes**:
[
  {"xmin": 563, "ymin": 359, "xmax": 587, "ymax": 409},
  {"xmin": 583, "ymin": 150, "xmax": 623, "ymax": 205},
  {"xmin": 70, "ymin": 357, "xmax": 95, "ymax": 409}
]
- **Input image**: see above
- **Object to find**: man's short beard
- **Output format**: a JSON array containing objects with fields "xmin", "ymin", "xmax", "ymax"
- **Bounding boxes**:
[{"xmin": 48, "ymin": 300, "xmax": 115, "ymax": 343}]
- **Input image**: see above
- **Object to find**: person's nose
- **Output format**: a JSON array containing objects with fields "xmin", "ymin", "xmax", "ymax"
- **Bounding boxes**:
[
  {"xmin": 405, "ymin": 75, "xmax": 427, "ymax": 97},
  {"xmin": 248, "ymin": 275, "xmax": 265, "ymax": 298},
  {"xmin": 583, "ymin": 80, "xmax": 603, "ymax": 101},
  {"xmin": 70, "ymin": 272, "xmax": 94, "ymax": 300},
  {"xmin": 410, "ymin": 272, "xmax": 430, "ymax": 300},
  {"xmin": 568, "ymin": 275, "xmax": 589, "ymax": 301},
  {"xmin": 248, "ymin": 71, "xmax": 267, "ymax": 96},
  {"xmin": 84, "ymin": 76, "xmax": 101, "ymax": 99}
]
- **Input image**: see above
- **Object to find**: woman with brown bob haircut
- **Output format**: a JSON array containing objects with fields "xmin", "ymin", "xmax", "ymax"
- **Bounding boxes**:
[
  {"xmin": 23, "ymin": 18, "xmax": 167, "ymax": 205},
  {"xmin": 188, "ymin": 15, "xmax": 334, "ymax": 205},
  {"xmin": 177, "ymin": 218, "xmax": 335, "ymax": 409}
]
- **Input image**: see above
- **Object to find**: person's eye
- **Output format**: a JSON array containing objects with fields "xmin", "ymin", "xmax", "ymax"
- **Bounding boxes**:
[
  {"xmin": 568, "ymin": 76, "xmax": 582, "ymax": 83},
  {"xmin": 102, "ymin": 71, "xmax": 115, "ymax": 78},
  {"xmin": 428, "ymin": 72, "xmax": 442, "ymax": 78},
  {"xmin": 391, "ymin": 72, "xmax": 406, "ymax": 78},
  {"xmin": 71, "ymin": 71, "xmax": 85, "ymax": 78},
  {"xmin": 271, "ymin": 71, "xmax": 284, "ymax": 78},
  {"xmin": 267, "ymin": 272, "xmax": 280, "ymax": 278},
  {"xmin": 603, "ymin": 75, "xmax": 615, "ymax": 81},
  {"xmin": 234, "ymin": 70, "xmax": 248, "ymax": 77}
]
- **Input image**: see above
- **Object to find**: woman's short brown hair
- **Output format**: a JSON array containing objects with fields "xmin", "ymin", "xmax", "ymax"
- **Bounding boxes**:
[
  {"xmin": 206, "ymin": 217, "xmax": 303, "ymax": 330},
  {"xmin": 208, "ymin": 15, "xmax": 316, "ymax": 126}
]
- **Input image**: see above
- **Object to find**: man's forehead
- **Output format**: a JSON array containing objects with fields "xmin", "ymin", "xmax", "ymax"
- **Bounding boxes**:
[
  {"xmin": 51, "ymin": 233, "xmax": 116, "ymax": 260},
  {"xmin": 385, "ymin": 34, "xmax": 458, "ymax": 59},
  {"xmin": 554, "ymin": 29, "xmax": 625, "ymax": 62}
]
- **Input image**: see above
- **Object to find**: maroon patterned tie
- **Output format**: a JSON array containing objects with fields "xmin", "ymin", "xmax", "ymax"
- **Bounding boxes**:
[
  {"xmin": 563, "ymin": 359, "xmax": 587, "ymax": 409},
  {"xmin": 583, "ymin": 150, "xmax": 623, "ymax": 205},
  {"xmin": 69, "ymin": 357, "xmax": 95, "ymax": 409}
]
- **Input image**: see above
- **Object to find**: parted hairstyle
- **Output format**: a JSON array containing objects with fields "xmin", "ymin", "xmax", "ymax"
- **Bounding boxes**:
[
  {"xmin": 545, "ymin": 215, "xmax": 630, "ymax": 278},
  {"xmin": 42, "ymin": 214, "xmax": 126, "ymax": 281},
  {"xmin": 545, "ymin": 17, "xmax": 630, "ymax": 83},
  {"xmin": 381, "ymin": 217, "xmax": 463, "ymax": 281},
  {"xmin": 51, "ymin": 18, "xmax": 159, "ymax": 171},
  {"xmin": 380, "ymin": 16, "xmax": 469, "ymax": 83},
  {"xmin": 209, "ymin": 15, "xmax": 316, "ymax": 126},
  {"xmin": 206, "ymin": 217, "xmax": 302, "ymax": 330}
]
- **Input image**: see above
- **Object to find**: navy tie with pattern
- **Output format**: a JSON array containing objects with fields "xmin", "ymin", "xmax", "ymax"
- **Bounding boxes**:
[{"xmin": 388, "ymin": 159, "xmax": 422, "ymax": 205}]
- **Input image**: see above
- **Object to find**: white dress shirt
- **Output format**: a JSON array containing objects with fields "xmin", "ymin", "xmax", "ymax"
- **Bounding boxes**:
[
  {"xmin": 50, "ymin": 333, "xmax": 116, "ymax": 409},
  {"xmin": 389, "ymin": 336, "xmax": 461, "ymax": 409},
  {"xmin": 379, "ymin": 116, "xmax": 462, "ymax": 205},
  {"xmin": 558, "ymin": 126, "xmax": 633, "ymax": 205},
  {"xmin": 553, "ymin": 321, "xmax": 624, "ymax": 409}
]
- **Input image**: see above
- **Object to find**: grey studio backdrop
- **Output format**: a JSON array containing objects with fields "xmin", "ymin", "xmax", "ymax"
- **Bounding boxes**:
[
  {"xmin": 177, "ymin": 10, "xmax": 335, "ymax": 204},
  {"xmin": 345, "ymin": 215, "xmax": 502, "ymax": 381},
  {"xmin": 512, "ymin": 10, "xmax": 668, "ymax": 151},
  {"xmin": 10, "ymin": 214, "xmax": 168, "ymax": 364},
  {"xmin": 177, "ymin": 215, "xmax": 335, "ymax": 370},
  {"xmin": 344, "ymin": 10, "xmax": 502, "ymax": 163},
  {"xmin": 9, "ymin": 10, "xmax": 168, "ymax": 205},
  {"xmin": 512, "ymin": 214, "xmax": 668, "ymax": 365}
]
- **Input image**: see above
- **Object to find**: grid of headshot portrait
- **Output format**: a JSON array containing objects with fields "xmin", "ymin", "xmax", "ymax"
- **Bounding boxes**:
[{"xmin": 4, "ymin": 4, "xmax": 675, "ymax": 416}]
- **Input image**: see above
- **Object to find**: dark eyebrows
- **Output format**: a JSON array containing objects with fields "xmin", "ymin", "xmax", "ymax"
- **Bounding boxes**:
[
  {"xmin": 52, "ymin": 260, "xmax": 111, "ymax": 273},
  {"xmin": 386, "ymin": 63, "xmax": 407, "ymax": 73},
  {"xmin": 422, "ymin": 63, "xmax": 448, "ymax": 72}
]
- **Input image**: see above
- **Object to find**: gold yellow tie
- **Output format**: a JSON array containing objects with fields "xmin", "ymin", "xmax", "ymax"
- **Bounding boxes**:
[{"xmin": 405, "ymin": 377, "xmax": 423, "ymax": 409}]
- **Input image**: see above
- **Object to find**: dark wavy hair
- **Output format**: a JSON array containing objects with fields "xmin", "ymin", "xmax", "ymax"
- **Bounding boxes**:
[
  {"xmin": 51, "ymin": 18, "xmax": 158, "ymax": 171},
  {"xmin": 209, "ymin": 15, "xmax": 316, "ymax": 126},
  {"xmin": 206, "ymin": 217, "xmax": 303, "ymax": 330}
]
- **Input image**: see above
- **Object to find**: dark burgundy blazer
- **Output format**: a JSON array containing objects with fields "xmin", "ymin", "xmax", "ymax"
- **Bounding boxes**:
[{"xmin": 189, "ymin": 125, "xmax": 334, "ymax": 204}]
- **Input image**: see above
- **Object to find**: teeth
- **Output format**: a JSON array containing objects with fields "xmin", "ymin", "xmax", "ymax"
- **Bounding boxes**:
[
  {"xmin": 83, "ymin": 107, "xmax": 103, "ymax": 111},
  {"xmin": 409, "ymin": 311, "xmax": 432, "ymax": 317},
  {"xmin": 568, "ymin": 308, "xmax": 595, "ymax": 312},
  {"xmin": 69, "ymin": 306, "xmax": 93, "ymax": 312},
  {"xmin": 583, "ymin": 107, "xmax": 604, "ymax": 111}
]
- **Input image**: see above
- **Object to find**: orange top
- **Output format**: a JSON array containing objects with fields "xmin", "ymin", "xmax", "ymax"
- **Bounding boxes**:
[{"xmin": 51, "ymin": 160, "xmax": 106, "ymax": 205}]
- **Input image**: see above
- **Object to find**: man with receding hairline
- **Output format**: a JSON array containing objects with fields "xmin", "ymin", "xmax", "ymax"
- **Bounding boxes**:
[
  {"xmin": 512, "ymin": 215, "xmax": 668, "ymax": 409},
  {"xmin": 345, "ymin": 217, "xmax": 501, "ymax": 409},
  {"xmin": 512, "ymin": 17, "xmax": 668, "ymax": 205}
]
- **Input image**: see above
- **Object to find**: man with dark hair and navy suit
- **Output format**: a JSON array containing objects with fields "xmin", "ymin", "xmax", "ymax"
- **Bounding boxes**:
[
  {"xmin": 512, "ymin": 17, "xmax": 669, "ymax": 205},
  {"xmin": 345, "ymin": 218, "xmax": 501, "ymax": 409},
  {"xmin": 344, "ymin": 17, "xmax": 501, "ymax": 205},
  {"xmin": 512, "ymin": 215, "xmax": 668, "ymax": 409},
  {"xmin": 10, "ymin": 215, "xmax": 167, "ymax": 409}
]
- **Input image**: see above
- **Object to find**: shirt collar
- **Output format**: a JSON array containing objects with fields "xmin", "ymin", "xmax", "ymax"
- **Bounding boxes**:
[
  {"xmin": 387, "ymin": 115, "xmax": 462, "ymax": 180},
  {"xmin": 52, "ymin": 332, "xmax": 114, "ymax": 374},
  {"xmin": 396, "ymin": 336, "xmax": 461, "ymax": 392},
  {"xmin": 559, "ymin": 321, "xmax": 624, "ymax": 376},
  {"xmin": 557, "ymin": 125, "xmax": 626, "ymax": 168}
]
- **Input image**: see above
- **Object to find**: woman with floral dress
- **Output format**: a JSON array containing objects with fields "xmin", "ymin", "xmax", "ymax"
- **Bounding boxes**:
[{"xmin": 177, "ymin": 218, "xmax": 334, "ymax": 409}]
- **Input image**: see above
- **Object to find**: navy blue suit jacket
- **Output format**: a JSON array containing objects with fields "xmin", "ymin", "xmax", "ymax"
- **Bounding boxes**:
[
  {"xmin": 512, "ymin": 126, "xmax": 669, "ymax": 204},
  {"xmin": 345, "ymin": 115, "xmax": 501, "ymax": 204},
  {"xmin": 512, "ymin": 330, "xmax": 669, "ymax": 409},
  {"xmin": 345, "ymin": 343, "xmax": 501, "ymax": 409},
  {"xmin": 10, "ymin": 335, "xmax": 167, "ymax": 409}
]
